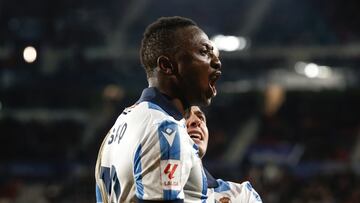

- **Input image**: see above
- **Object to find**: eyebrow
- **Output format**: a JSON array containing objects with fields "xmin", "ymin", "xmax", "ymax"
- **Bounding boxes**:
[
  {"xmin": 194, "ymin": 110, "xmax": 206, "ymax": 120},
  {"xmin": 201, "ymin": 42, "xmax": 220, "ymax": 57},
  {"xmin": 202, "ymin": 43, "xmax": 214, "ymax": 50}
]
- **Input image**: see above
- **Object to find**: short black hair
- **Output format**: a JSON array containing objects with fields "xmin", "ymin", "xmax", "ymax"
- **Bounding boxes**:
[{"xmin": 140, "ymin": 16, "xmax": 197, "ymax": 78}]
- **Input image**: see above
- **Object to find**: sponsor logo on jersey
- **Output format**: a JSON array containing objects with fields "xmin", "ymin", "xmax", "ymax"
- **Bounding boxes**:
[{"xmin": 160, "ymin": 160, "xmax": 181, "ymax": 190}]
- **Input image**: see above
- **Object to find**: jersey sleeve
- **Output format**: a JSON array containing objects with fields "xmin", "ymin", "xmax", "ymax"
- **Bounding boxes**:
[
  {"xmin": 209, "ymin": 180, "xmax": 262, "ymax": 203},
  {"xmin": 133, "ymin": 118, "xmax": 191, "ymax": 201}
]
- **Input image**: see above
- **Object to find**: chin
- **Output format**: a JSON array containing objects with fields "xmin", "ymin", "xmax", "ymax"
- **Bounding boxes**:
[
  {"xmin": 196, "ymin": 99, "xmax": 211, "ymax": 107},
  {"xmin": 191, "ymin": 93, "xmax": 212, "ymax": 107}
]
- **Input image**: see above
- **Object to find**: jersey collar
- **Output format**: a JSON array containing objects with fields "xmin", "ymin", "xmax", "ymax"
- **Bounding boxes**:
[
  {"xmin": 204, "ymin": 168, "xmax": 219, "ymax": 188},
  {"xmin": 137, "ymin": 87, "xmax": 183, "ymax": 121}
]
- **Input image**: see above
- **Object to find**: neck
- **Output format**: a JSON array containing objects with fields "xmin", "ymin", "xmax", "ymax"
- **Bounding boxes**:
[
  {"xmin": 147, "ymin": 77, "xmax": 188, "ymax": 116},
  {"xmin": 147, "ymin": 77, "xmax": 158, "ymax": 88}
]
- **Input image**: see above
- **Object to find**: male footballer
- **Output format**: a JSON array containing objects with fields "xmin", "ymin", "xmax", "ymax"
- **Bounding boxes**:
[
  {"xmin": 185, "ymin": 106, "xmax": 262, "ymax": 202},
  {"xmin": 95, "ymin": 16, "xmax": 222, "ymax": 202}
]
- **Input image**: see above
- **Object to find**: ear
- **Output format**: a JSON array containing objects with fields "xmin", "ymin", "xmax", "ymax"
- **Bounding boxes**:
[{"xmin": 157, "ymin": 55, "xmax": 174, "ymax": 75}]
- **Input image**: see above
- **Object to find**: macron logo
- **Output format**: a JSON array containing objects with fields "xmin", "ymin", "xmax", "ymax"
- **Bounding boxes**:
[
  {"xmin": 163, "ymin": 163, "xmax": 178, "ymax": 179},
  {"xmin": 162, "ymin": 128, "xmax": 176, "ymax": 146}
]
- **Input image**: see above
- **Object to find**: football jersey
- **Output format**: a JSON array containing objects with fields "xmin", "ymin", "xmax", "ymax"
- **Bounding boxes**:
[
  {"xmin": 204, "ymin": 169, "xmax": 262, "ymax": 203},
  {"xmin": 95, "ymin": 87, "xmax": 207, "ymax": 203}
]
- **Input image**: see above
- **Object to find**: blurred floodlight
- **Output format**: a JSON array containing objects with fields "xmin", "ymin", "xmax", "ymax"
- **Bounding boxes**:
[
  {"xmin": 294, "ymin": 61, "xmax": 307, "ymax": 74},
  {"xmin": 211, "ymin": 35, "xmax": 247, "ymax": 52},
  {"xmin": 23, "ymin": 46, "xmax": 37, "ymax": 63},
  {"xmin": 304, "ymin": 63, "xmax": 319, "ymax": 78},
  {"xmin": 295, "ymin": 61, "xmax": 333, "ymax": 79},
  {"xmin": 317, "ymin": 66, "xmax": 332, "ymax": 78},
  {"xmin": 238, "ymin": 37, "xmax": 247, "ymax": 50}
]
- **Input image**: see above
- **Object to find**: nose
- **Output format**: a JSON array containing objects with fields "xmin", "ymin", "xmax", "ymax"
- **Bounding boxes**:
[
  {"xmin": 186, "ymin": 115, "xmax": 201, "ymax": 128},
  {"xmin": 211, "ymin": 55, "xmax": 222, "ymax": 70}
]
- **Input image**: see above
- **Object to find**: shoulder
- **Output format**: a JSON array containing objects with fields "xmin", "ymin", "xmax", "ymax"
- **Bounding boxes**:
[
  {"xmin": 234, "ymin": 181, "xmax": 262, "ymax": 202},
  {"xmin": 118, "ymin": 102, "xmax": 170, "ymax": 124},
  {"xmin": 211, "ymin": 180, "xmax": 262, "ymax": 203},
  {"xmin": 130, "ymin": 101, "xmax": 174, "ymax": 119},
  {"xmin": 126, "ymin": 102, "xmax": 187, "ymax": 143},
  {"xmin": 137, "ymin": 101, "xmax": 185, "ymax": 128}
]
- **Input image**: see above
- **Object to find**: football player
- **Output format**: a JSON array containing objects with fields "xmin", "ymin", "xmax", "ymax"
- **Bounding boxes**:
[
  {"xmin": 95, "ymin": 16, "xmax": 222, "ymax": 203},
  {"xmin": 185, "ymin": 106, "xmax": 262, "ymax": 202}
]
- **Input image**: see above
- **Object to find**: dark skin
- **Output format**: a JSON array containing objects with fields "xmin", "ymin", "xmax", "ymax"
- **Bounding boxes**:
[{"xmin": 148, "ymin": 26, "xmax": 222, "ymax": 116}]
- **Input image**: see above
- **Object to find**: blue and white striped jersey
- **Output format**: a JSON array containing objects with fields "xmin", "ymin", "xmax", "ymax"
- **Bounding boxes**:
[
  {"xmin": 204, "ymin": 169, "xmax": 262, "ymax": 203},
  {"xmin": 207, "ymin": 180, "xmax": 262, "ymax": 203},
  {"xmin": 95, "ymin": 87, "xmax": 207, "ymax": 203}
]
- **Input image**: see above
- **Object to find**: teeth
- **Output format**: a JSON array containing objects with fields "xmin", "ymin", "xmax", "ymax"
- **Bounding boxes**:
[
  {"xmin": 210, "ymin": 72, "xmax": 221, "ymax": 86},
  {"xmin": 190, "ymin": 133, "xmax": 200, "ymax": 139}
]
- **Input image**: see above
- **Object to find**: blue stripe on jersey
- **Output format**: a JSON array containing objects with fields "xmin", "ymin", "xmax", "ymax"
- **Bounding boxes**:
[
  {"xmin": 100, "ymin": 166, "xmax": 111, "ymax": 194},
  {"xmin": 134, "ymin": 144, "xmax": 144, "ymax": 198},
  {"xmin": 214, "ymin": 179, "xmax": 231, "ymax": 193},
  {"xmin": 138, "ymin": 88, "xmax": 183, "ymax": 121},
  {"xmin": 157, "ymin": 120, "xmax": 181, "ymax": 160},
  {"xmin": 163, "ymin": 190, "xmax": 180, "ymax": 200},
  {"xmin": 111, "ymin": 165, "xmax": 121, "ymax": 200},
  {"xmin": 148, "ymin": 102, "xmax": 168, "ymax": 116},
  {"xmin": 245, "ymin": 182, "xmax": 262, "ymax": 202},
  {"xmin": 193, "ymin": 144, "xmax": 200, "ymax": 158},
  {"xmin": 201, "ymin": 168, "xmax": 208, "ymax": 202},
  {"xmin": 95, "ymin": 184, "xmax": 103, "ymax": 203},
  {"xmin": 246, "ymin": 181, "xmax": 253, "ymax": 191}
]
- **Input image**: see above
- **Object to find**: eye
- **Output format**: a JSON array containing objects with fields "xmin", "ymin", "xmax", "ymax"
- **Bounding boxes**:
[
  {"xmin": 200, "ymin": 49, "xmax": 209, "ymax": 56},
  {"xmin": 198, "ymin": 115, "xmax": 206, "ymax": 122}
]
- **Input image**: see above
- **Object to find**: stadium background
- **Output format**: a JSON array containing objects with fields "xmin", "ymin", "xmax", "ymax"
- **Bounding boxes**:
[{"xmin": 1, "ymin": 0, "xmax": 360, "ymax": 202}]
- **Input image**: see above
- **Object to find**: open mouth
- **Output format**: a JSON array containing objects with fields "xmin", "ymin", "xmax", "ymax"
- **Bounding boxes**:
[
  {"xmin": 188, "ymin": 131, "xmax": 202, "ymax": 142},
  {"xmin": 189, "ymin": 134, "xmax": 201, "ymax": 139},
  {"xmin": 209, "ymin": 71, "xmax": 222, "ymax": 97}
]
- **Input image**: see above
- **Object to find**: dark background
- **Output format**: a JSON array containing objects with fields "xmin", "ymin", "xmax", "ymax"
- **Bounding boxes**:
[{"xmin": 1, "ymin": 0, "xmax": 360, "ymax": 202}]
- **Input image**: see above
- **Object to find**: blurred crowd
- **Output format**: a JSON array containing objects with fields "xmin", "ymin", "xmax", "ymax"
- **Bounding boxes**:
[{"xmin": 1, "ymin": 84, "xmax": 360, "ymax": 203}]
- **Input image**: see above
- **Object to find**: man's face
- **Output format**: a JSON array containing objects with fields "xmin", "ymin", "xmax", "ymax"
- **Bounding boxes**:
[
  {"xmin": 185, "ymin": 106, "xmax": 209, "ymax": 158},
  {"xmin": 173, "ymin": 26, "xmax": 222, "ymax": 107}
]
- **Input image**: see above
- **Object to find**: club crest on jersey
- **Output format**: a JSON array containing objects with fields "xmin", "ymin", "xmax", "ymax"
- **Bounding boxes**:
[
  {"xmin": 219, "ymin": 197, "xmax": 231, "ymax": 203},
  {"xmin": 160, "ymin": 160, "xmax": 181, "ymax": 190}
]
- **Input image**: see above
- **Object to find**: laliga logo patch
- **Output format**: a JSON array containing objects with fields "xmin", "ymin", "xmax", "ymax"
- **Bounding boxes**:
[
  {"xmin": 160, "ymin": 160, "xmax": 181, "ymax": 190},
  {"xmin": 164, "ymin": 163, "xmax": 178, "ymax": 179}
]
